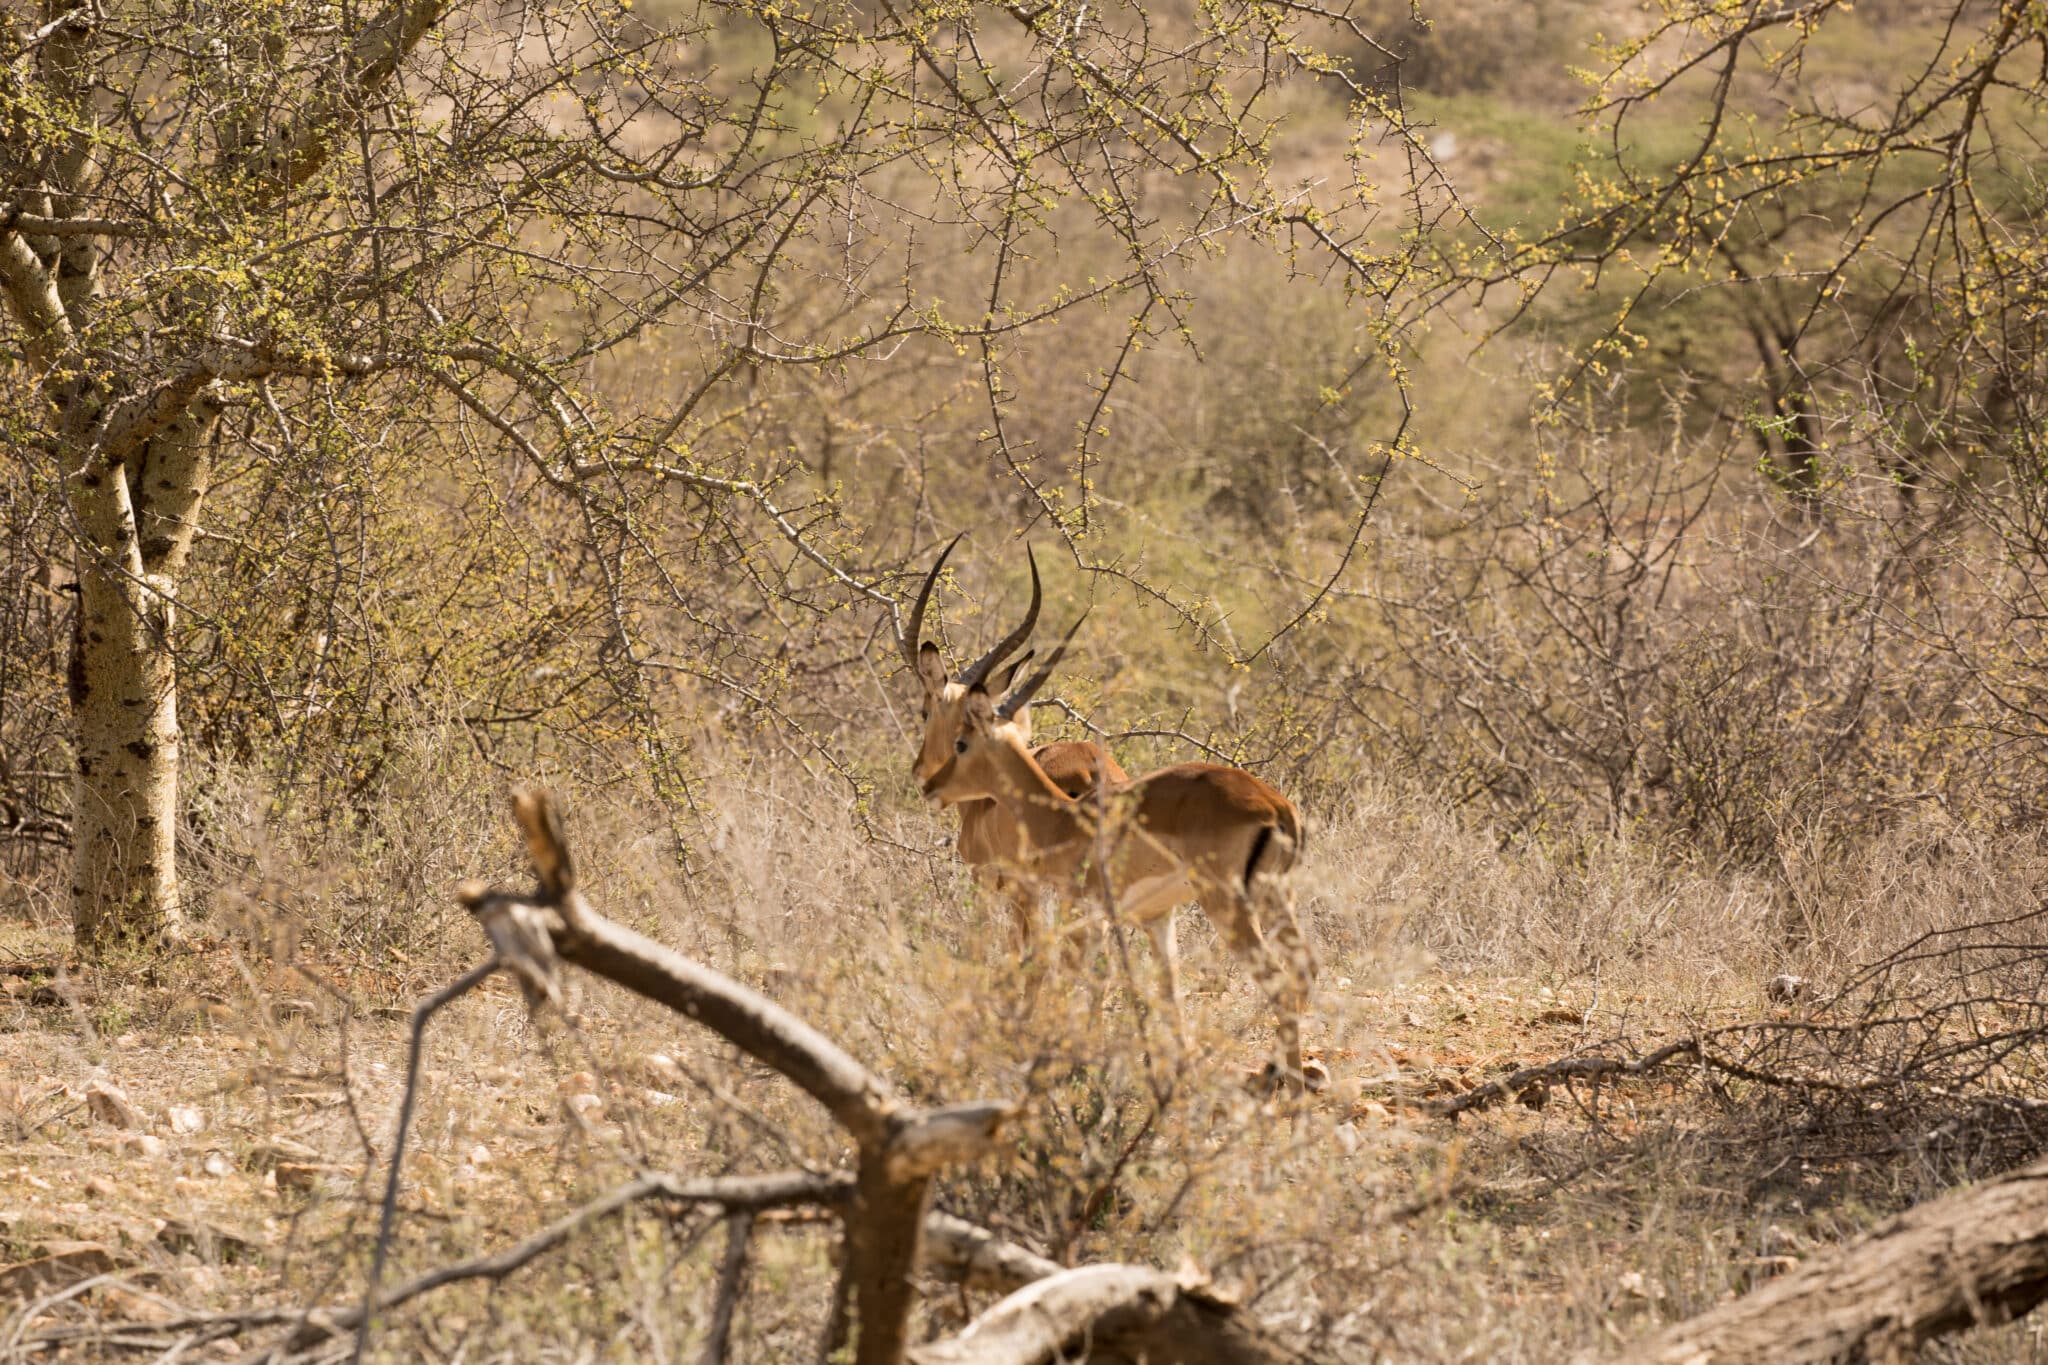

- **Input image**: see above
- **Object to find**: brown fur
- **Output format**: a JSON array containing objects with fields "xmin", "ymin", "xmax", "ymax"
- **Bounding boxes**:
[
  {"xmin": 956, "ymin": 740, "xmax": 1130, "ymax": 938},
  {"xmin": 931, "ymin": 710, "xmax": 1315, "ymax": 1088}
]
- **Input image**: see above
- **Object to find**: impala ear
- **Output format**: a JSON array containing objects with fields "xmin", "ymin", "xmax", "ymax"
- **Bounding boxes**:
[
  {"xmin": 987, "ymin": 649, "xmax": 1034, "ymax": 698},
  {"xmin": 962, "ymin": 687, "xmax": 999, "ymax": 734},
  {"xmin": 1008, "ymin": 698, "xmax": 1034, "ymax": 741},
  {"xmin": 916, "ymin": 641, "xmax": 948, "ymax": 694}
]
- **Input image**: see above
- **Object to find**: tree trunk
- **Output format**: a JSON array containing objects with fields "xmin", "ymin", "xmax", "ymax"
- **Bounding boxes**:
[
  {"xmin": 63, "ymin": 401, "xmax": 217, "ymax": 949},
  {"xmin": 68, "ymin": 560, "xmax": 182, "ymax": 947}
]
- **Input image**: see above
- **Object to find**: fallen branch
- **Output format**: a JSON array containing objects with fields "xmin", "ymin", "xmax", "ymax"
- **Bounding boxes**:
[
  {"xmin": 1426, "ymin": 1039, "xmax": 1704, "ymax": 1118},
  {"xmin": 448, "ymin": 788, "xmax": 1015, "ymax": 1365},
  {"xmin": 921, "ymin": 1213, "xmax": 1061, "ymax": 1295},
  {"xmin": 356, "ymin": 956, "xmax": 499, "ymax": 1359},
  {"xmin": 910, "ymin": 1264, "xmax": 1311, "ymax": 1365},
  {"xmin": 1611, "ymin": 1152, "xmax": 2048, "ymax": 1363}
]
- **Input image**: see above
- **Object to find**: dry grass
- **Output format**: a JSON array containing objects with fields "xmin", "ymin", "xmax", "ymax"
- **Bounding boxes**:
[{"xmin": 5, "ymin": 745, "xmax": 2046, "ymax": 1362}]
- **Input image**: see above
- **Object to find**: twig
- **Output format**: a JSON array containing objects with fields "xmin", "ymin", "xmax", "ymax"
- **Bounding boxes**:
[
  {"xmin": 352, "ymin": 956, "xmax": 500, "ymax": 1364},
  {"xmin": 283, "ymin": 1171, "xmax": 847, "ymax": 1354},
  {"xmin": 701, "ymin": 1211, "xmax": 754, "ymax": 1365}
]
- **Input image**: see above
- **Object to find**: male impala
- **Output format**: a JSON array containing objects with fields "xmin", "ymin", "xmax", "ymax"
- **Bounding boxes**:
[
  {"xmin": 899, "ymin": 535, "xmax": 1129, "ymax": 946},
  {"xmin": 912, "ymin": 560, "xmax": 1320, "ymax": 1092}
]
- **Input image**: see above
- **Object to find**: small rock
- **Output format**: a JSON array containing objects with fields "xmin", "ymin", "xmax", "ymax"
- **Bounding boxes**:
[
  {"xmin": 84, "ymin": 1176, "xmax": 118, "ymax": 1201},
  {"xmin": 641, "ymin": 1089, "xmax": 680, "ymax": 1109},
  {"xmin": 1333, "ymin": 1121, "xmax": 1361, "ymax": 1155},
  {"xmin": 564, "ymin": 1092, "xmax": 605, "ymax": 1120},
  {"xmin": 467, "ymin": 1144, "xmax": 491, "ymax": 1166},
  {"xmin": 1302, "ymin": 1060, "xmax": 1331, "ymax": 1094},
  {"xmin": 274, "ymin": 1162, "xmax": 342, "ymax": 1193},
  {"xmin": 1617, "ymin": 1269, "xmax": 1662, "ymax": 1300},
  {"xmin": 201, "ymin": 1151, "xmax": 232, "ymax": 1178},
  {"xmin": 167, "ymin": 1105, "xmax": 206, "ymax": 1135},
  {"xmin": 85, "ymin": 1080, "xmax": 145, "ymax": 1131},
  {"xmin": 93, "ymin": 1131, "xmax": 169, "ymax": 1159},
  {"xmin": 644, "ymin": 1053, "xmax": 682, "ymax": 1083},
  {"xmin": 246, "ymin": 1136, "xmax": 320, "ymax": 1170}
]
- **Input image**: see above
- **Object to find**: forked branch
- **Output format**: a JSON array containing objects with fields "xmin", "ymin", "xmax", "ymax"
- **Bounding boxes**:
[{"xmin": 452, "ymin": 787, "xmax": 1016, "ymax": 1365}]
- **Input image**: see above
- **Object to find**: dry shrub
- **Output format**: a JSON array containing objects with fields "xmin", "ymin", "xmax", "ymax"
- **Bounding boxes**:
[{"xmin": 1336, "ymin": 399, "xmax": 2046, "ymax": 877}]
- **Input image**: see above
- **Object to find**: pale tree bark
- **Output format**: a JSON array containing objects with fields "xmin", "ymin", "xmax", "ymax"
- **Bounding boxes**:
[
  {"xmin": 0, "ymin": 0, "xmax": 449, "ymax": 947},
  {"xmin": 63, "ymin": 400, "xmax": 221, "ymax": 944}
]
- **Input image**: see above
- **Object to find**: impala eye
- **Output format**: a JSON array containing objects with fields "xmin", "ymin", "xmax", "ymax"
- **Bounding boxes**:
[{"xmin": 954, "ymin": 738, "xmax": 968, "ymax": 754}]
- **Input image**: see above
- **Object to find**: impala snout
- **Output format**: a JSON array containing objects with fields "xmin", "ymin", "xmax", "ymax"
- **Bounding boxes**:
[{"xmin": 917, "ymin": 751, "xmax": 960, "ymax": 802}]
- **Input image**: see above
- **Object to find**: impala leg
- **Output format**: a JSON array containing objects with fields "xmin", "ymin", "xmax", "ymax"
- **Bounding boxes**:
[
  {"xmin": 1123, "ymin": 881, "xmax": 1190, "ymax": 1055},
  {"xmin": 999, "ymin": 872, "xmax": 1040, "ymax": 954},
  {"xmin": 1254, "ymin": 872, "xmax": 1317, "ymax": 1092},
  {"xmin": 1208, "ymin": 885, "xmax": 1308, "ymax": 1093}
]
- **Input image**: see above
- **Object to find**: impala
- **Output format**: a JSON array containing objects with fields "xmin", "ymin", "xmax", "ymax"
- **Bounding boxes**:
[
  {"xmin": 911, "ymin": 558, "xmax": 1320, "ymax": 1092},
  {"xmin": 899, "ymin": 535, "xmax": 1129, "ymax": 946}
]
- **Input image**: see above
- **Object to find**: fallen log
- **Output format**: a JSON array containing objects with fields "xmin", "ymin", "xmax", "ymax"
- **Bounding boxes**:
[
  {"xmin": 1613, "ymin": 1153, "xmax": 2048, "ymax": 1363},
  {"xmin": 911, "ymin": 1264, "xmax": 1311, "ymax": 1365}
]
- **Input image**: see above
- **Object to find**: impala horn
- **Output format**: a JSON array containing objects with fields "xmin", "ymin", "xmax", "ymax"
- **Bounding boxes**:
[
  {"xmin": 956, "ymin": 545, "xmax": 1041, "ymax": 691},
  {"xmin": 899, "ymin": 532, "xmax": 965, "ymax": 674},
  {"xmin": 996, "ymin": 609, "xmax": 1088, "ymax": 720}
]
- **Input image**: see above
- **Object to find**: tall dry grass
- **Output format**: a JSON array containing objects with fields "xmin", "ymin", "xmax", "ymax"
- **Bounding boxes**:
[{"xmin": 7, "ymin": 723, "xmax": 2033, "ymax": 1360}]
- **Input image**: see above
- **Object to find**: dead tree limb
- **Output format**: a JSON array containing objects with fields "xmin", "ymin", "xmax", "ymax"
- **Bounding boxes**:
[
  {"xmin": 450, "ymin": 788, "xmax": 1015, "ymax": 1365},
  {"xmin": 910, "ymin": 1265, "xmax": 1312, "ymax": 1365},
  {"xmin": 1427, "ymin": 1039, "xmax": 1703, "ymax": 1118},
  {"xmin": 920, "ymin": 1213, "xmax": 1061, "ymax": 1295},
  {"xmin": 1611, "ymin": 1153, "xmax": 2048, "ymax": 1363},
  {"xmin": 701, "ymin": 1211, "xmax": 754, "ymax": 1365}
]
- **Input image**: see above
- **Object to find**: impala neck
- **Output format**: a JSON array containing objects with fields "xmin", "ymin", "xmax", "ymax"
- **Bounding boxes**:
[{"xmin": 984, "ymin": 729, "xmax": 1088, "ymax": 847}]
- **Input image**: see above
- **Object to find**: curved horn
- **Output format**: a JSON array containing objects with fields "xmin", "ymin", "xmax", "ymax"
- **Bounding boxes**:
[
  {"xmin": 900, "ymin": 532, "xmax": 964, "ymax": 673},
  {"xmin": 958, "ymin": 545, "xmax": 1040, "ymax": 691},
  {"xmin": 996, "ymin": 609, "xmax": 1088, "ymax": 720}
]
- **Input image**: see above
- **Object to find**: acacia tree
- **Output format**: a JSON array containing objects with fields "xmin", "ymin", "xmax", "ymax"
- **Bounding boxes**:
[
  {"xmin": 1438, "ymin": 0, "xmax": 2048, "ymax": 485},
  {"xmin": 1353, "ymin": 0, "xmax": 2048, "ymax": 837},
  {"xmin": 0, "ymin": 0, "xmax": 1447, "ymax": 948}
]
